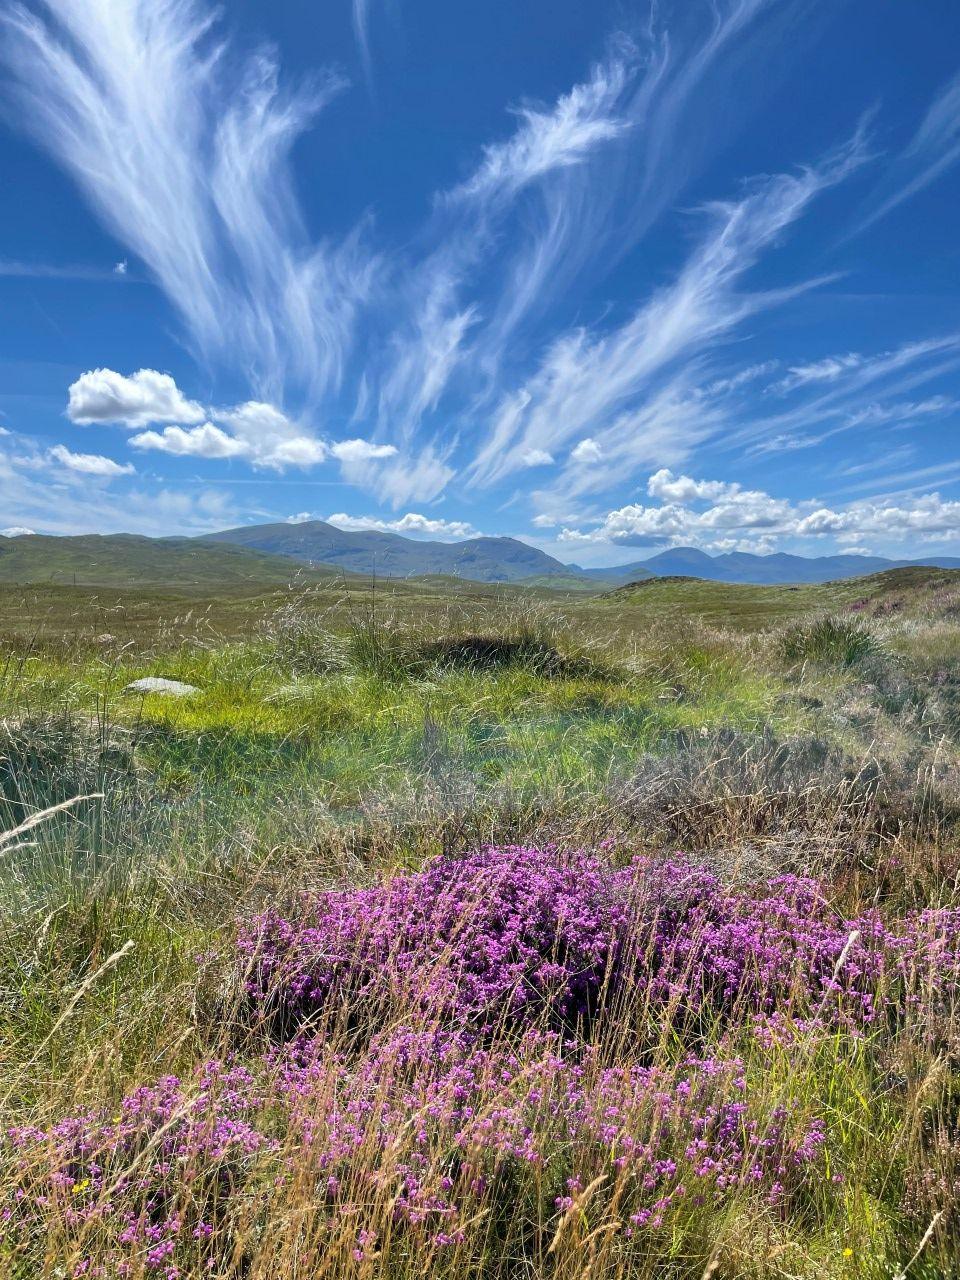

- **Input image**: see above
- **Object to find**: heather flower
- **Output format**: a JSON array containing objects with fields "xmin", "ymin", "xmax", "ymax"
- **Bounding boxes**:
[
  {"xmin": 239, "ymin": 845, "xmax": 638, "ymax": 1036},
  {"xmin": 6, "ymin": 845, "xmax": 959, "ymax": 1275},
  {"xmin": 240, "ymin": 846, "xmax": 960, "ymax": 1041},
  {"xmin": 4, "ymin": 1025, "xmax": 831, "ymax": 1273}
]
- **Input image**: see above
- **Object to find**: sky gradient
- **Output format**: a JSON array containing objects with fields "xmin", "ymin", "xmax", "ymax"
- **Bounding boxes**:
[{"xmin": 1, "ymin": 0, "xmax": 959, "ymax": 565}]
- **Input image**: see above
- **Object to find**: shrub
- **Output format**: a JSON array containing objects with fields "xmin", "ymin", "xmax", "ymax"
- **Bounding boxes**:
[
  {"xmin": 778, "ymin": 614, "xmax": 880, "ymax": 668},
  {"xmin": 5, "ymin": 1031, "xmax": 829, "ymax": 1275},
  {"xmin": 239, "ymin": 845, "xmax": 637, "ymax": 1036},
  {"xmin": 0, "ymin": 712, "xmax": 135, "ymax": 822},
  {"xmin": 7, "ymin": 846, "xmax": 960, "ymax": 1277},
  {"xmin": 259, "ymin": 590, "xmax": 346, "ymax": 675},
  {"xmin": 239, "ymin": 845, "xmax": 960, "ymax": 1042}
]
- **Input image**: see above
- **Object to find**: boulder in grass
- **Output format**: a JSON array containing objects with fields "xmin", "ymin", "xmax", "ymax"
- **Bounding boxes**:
[{"xmin": 123, "ymin": 677, "xmax": 200, "ymax": 697}]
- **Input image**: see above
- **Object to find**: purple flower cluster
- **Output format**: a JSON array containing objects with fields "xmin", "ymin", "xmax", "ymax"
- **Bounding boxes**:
[
  {"xmin": 240, "ymin": 846, "xmax": 960, "ymax": 1038},
  {"xmin": 6, "ymin": 845, "xmax": 959, "ymax": 1275},
  {"xmin": 5, "ymin": 1028, "xmax": 827, "ymax": 1274},
  {"xmin": 239, "ymin": 845, "xmax": 637, "ymax": 1033},
  {"xmin": 6, "ymin": 1063, "xmax": 269, "ymax": 1276}
]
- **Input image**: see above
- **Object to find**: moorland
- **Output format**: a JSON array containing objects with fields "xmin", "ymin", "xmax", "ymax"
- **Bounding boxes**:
[{"xmin": 1, "ymin": 562, "xmax": 959, "ymax": 1278}]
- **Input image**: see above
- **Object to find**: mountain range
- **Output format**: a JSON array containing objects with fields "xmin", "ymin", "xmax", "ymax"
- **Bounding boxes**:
[
  {"xmin": 207, "ymin": 521, "xmax": 960, "ymax": 585},
  {"xmin": 4, "ymin": 521, "xmax": 960, "ymax": 587},
  {"xmin": 202, "ymin": 520, "xmax": 566, "ymax": 581},
  {"xmin": 570, "ymin": 546, "xmax": 960, "ymax": 585}
]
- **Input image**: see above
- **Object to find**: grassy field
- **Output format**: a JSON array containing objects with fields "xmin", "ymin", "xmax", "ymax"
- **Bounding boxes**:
[
  {"xmin": 1, "ymin": 568, "xmax": 959, "ymax": 1278},
  {"xmin": 0, "ymin": 533, "xmax": 357, "ymax": 589}
]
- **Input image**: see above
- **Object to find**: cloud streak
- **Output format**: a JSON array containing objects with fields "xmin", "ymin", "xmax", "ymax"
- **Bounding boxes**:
[
  {"xmin": 48, "ymin": 444, "xmax": 135, "ymax": 476},
  {"xmin": 470, "ymin": 127, "xmax": 869, "ymax": 501},
  {"xmin": 856, "ymin": 69, "xmax": 960, "ymax": 233},
  {"xmin": 1, "ymin": 0, "xmax": 368, "ymax": 405}
]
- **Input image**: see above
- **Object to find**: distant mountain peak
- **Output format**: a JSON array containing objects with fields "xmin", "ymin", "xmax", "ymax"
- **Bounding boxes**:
[
  {"xmin": 570, "ymin": 547, "xmax": 960, "ymax": 586},
  {"xmin": 202, "ymin": 521, "xmax": 571, "ymax": 583}
]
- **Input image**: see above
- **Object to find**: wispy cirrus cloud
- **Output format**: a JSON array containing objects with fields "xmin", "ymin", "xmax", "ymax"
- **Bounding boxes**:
[
  {"xmin": 352, "ymin": 0, "xmax": 374, "ymax": 83},
  {"xmin": 773, "ymin": 353, "xmax": 866, "ymax": 393},
  {"xmin": 366, "ymin": 49, "xmax": 634, "ymax": 449},
  {"xmin": 0, "ymin": 0, "xmax": 370, "ymax": 405},
  {"xmin": 446, "ymin": 57, "xmax": 631, "ymax": 205},
  {"xmin": 351, "ymin": 0, "xmax": 397, "ymax": 87},
  {"xmin": 734, "ymin": 336, "xmax": 960, "ymax": 455},
  {"xmin": 369, "ymin": 2, "xmax": 800, "ymax": 468},
  {"xmin": 469, "ymin": 127, "xmax": 870, "ymax": 506},
  {"xmin": 855, "ymin": 69, "xmax": 960, "ymax": 234},
  {"xmin": 350, "ymin": 447, "xmax": 457, "ymax": 507},
  {"xmin": 468, "ymin": 0, "xmax": 810, "ymax": 376},
  {"xmin": 0, "ymin": 259, "xmax": 134, "ymax": 282}
]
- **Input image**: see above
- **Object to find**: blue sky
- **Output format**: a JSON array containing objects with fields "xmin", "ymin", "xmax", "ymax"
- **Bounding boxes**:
[{"xmin": 1, "ymin": 0, "xmax": 959, "ymax": 565}]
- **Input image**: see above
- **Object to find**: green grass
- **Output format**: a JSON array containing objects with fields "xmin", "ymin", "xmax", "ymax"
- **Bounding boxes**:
[
  {"xmin": 600, "ymin": 577, "xmax": 860, "ymax": 630},
  {"xmin": 2, "ymin": 568, "xmax": 960, "ymax": 1277},
  {"xmin": 0, "ymin": 532, "xmax": 353, "ymax": 587},
  {"xmin": 779, "ymin": 615, "xmax": 882, "ymax": 668},
  {"xmin": 5, "ymin": 568, "xmax": 960, "ymax": 838},
  {"xmin": 0, "ymin": 621, "xmax": 779, "ymax": 823}
]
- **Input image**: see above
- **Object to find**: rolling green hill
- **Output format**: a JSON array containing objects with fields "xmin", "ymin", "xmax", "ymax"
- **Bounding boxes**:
[
  {"xmin": 598, "ymin": 566, "xmax": 960, "ymax": 630},
  {"xmin": 10, "ymin": 523, "xmax": 960, "ymax": 593},
  {"xmin": 0, "ymin": 533, "xmax": 341, "ymax": 587}
]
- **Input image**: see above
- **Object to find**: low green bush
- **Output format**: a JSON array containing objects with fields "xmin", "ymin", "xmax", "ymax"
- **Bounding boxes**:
[{"xmin": 779, "ymin": 614, "xmax": 880, "ymax": 668}]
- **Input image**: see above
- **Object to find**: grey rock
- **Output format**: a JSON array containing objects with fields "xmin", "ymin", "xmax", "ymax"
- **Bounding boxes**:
[{"xmin": 123, "ymin": 677, "xmax": 200, "ymax": 697}]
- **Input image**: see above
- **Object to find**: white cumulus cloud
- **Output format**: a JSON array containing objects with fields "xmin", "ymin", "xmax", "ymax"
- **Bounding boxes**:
[
  {"xmin": 556, "ymin": 469, "xmax": 960, "ymax": 554},
  {"xmin": 48, "ymin": 444, "xmax": 135, "ymax": 476},
  {"xmin": 130, "ymin": 424, "xmax": 249, "ymax": 460},
  {"xmin": 67, "ymin": 368, "xmax": 205, "ymax": 428},
  {"xmin": 570, "ymin": 438, "xmax": 602, "ymax": 463},
  {"xmin": 330, "ymin": 439, "xmax": 399, "ymax": 463},
  {"xmin": 646, "ymin": 468, "xmax": 740, "ymax": 503},
  {"xmin": 327, "ymin": 512, "xmax": 477, "ymax": 539}
]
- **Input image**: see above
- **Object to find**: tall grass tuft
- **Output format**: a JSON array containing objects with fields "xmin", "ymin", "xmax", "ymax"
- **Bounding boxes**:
[{"xmin": 779, "ymin": 614, "xmax": 881, "ymax": 668}]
